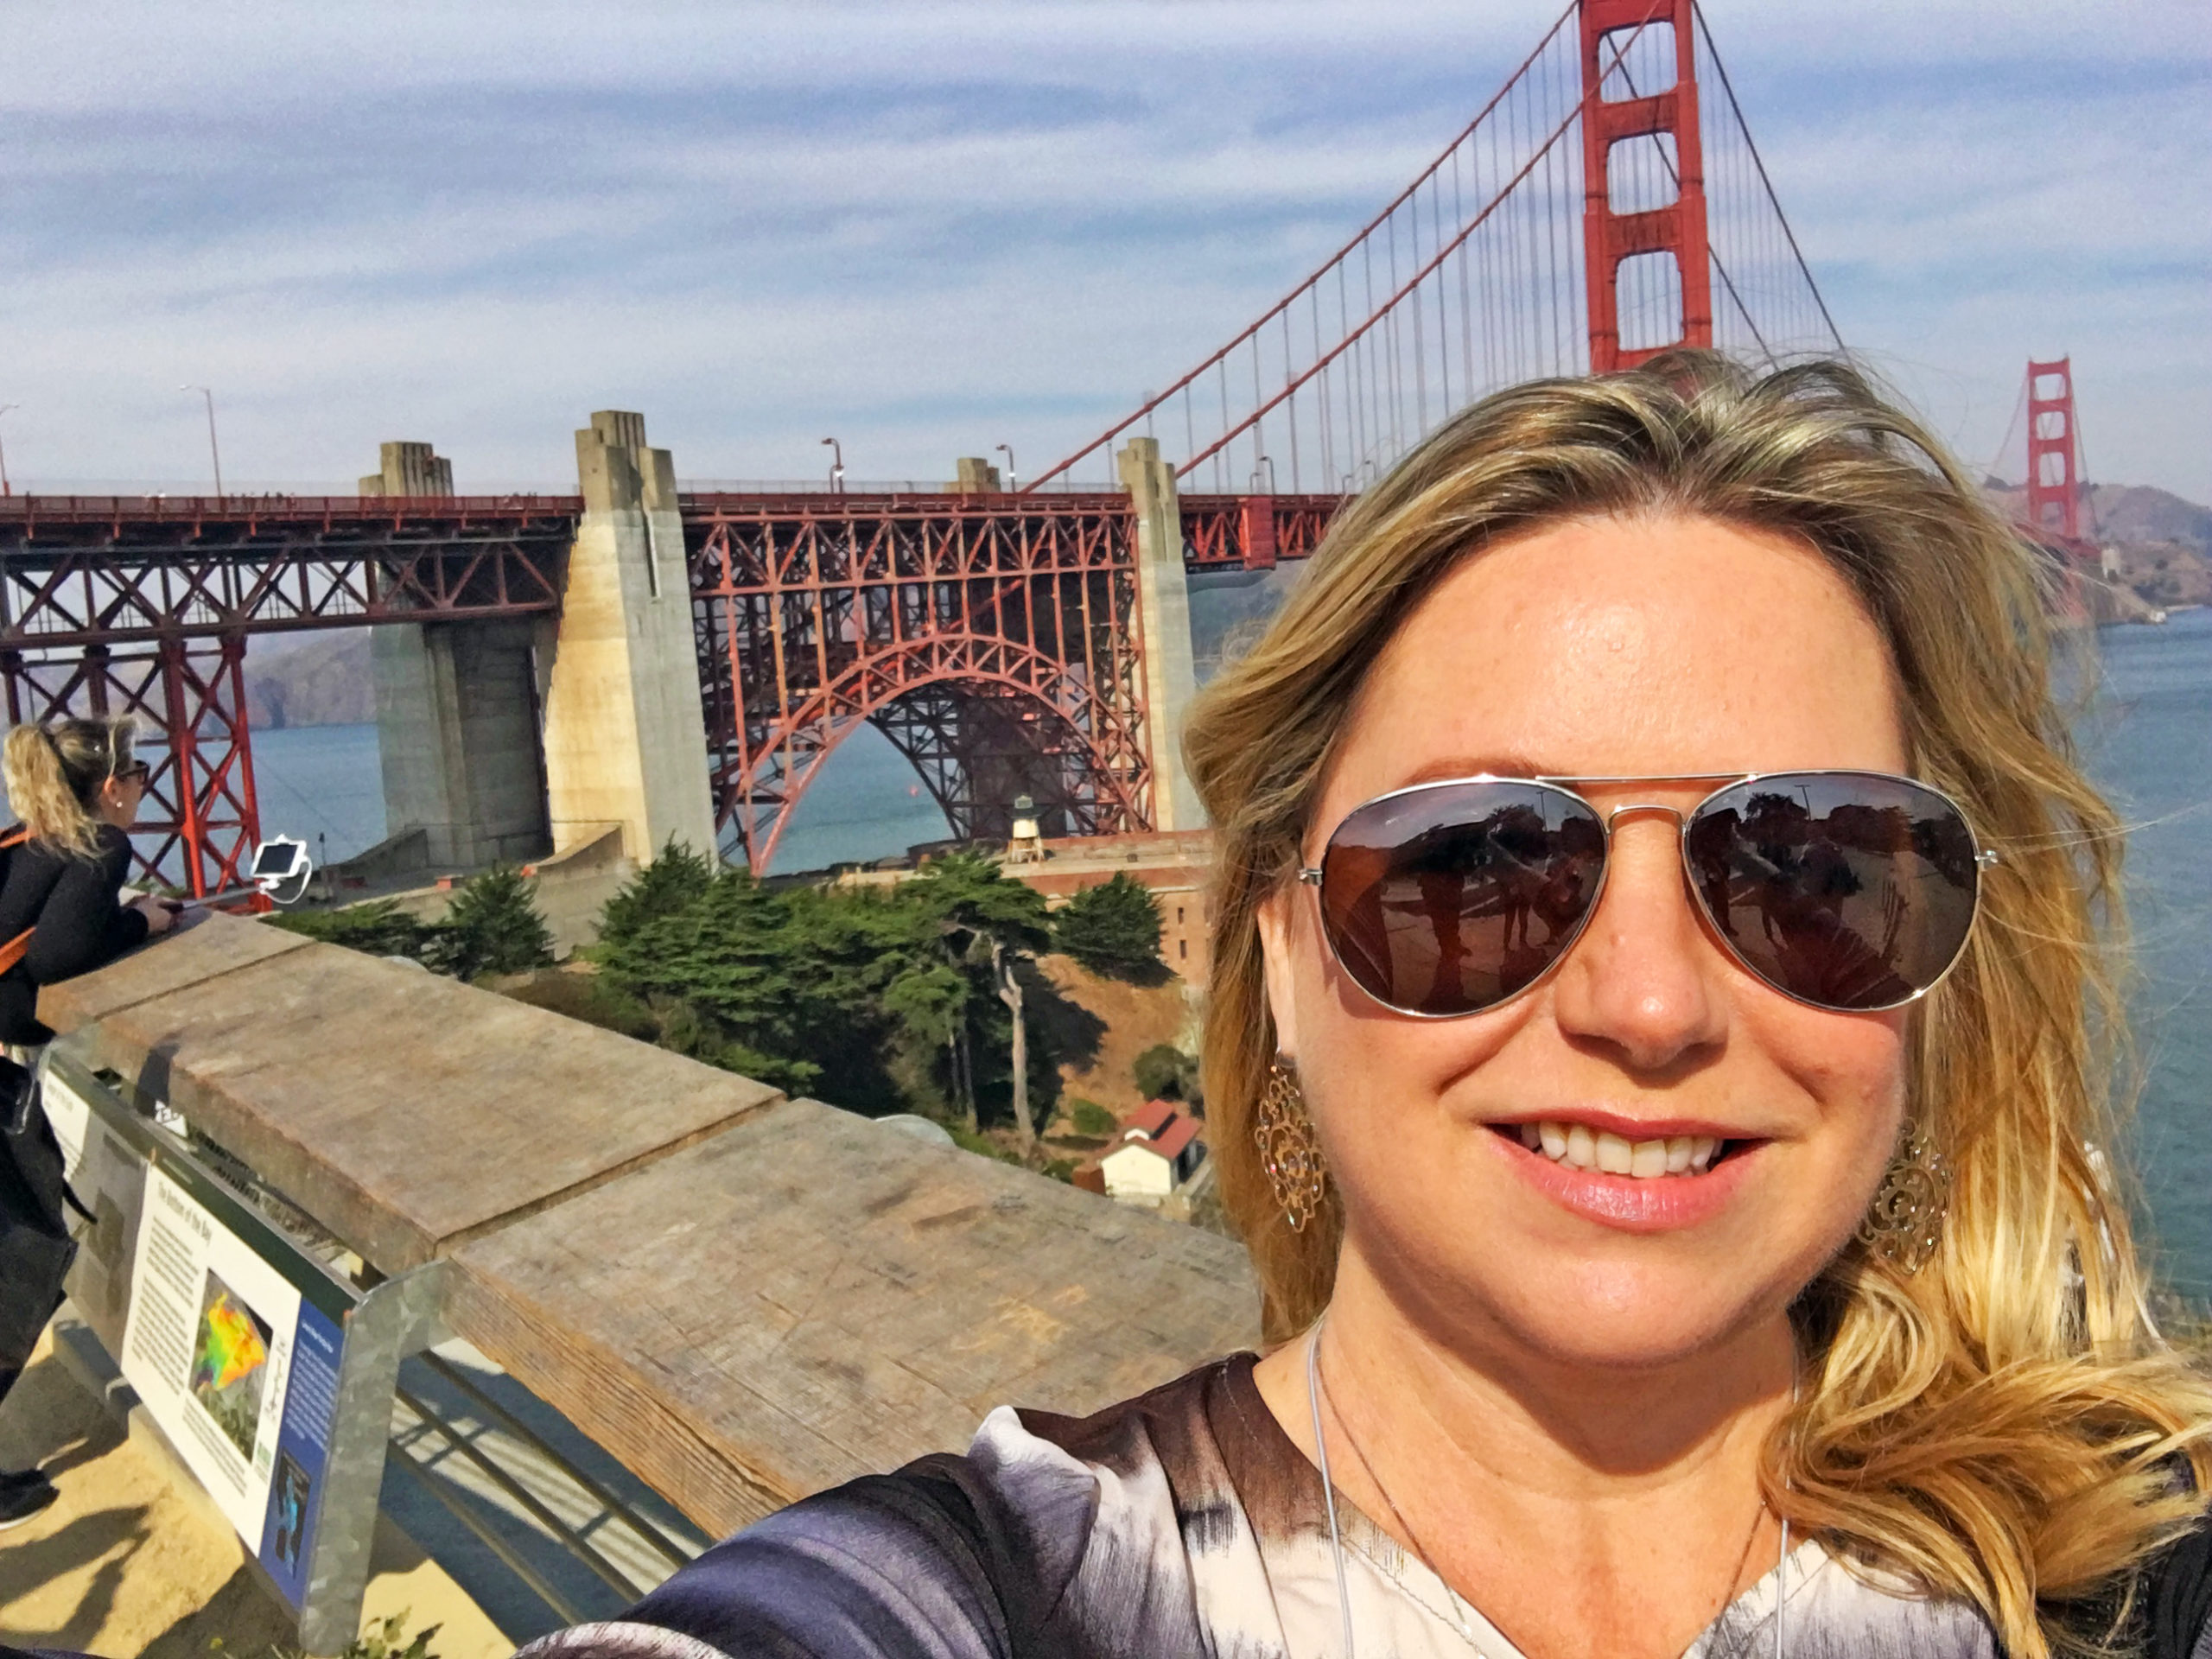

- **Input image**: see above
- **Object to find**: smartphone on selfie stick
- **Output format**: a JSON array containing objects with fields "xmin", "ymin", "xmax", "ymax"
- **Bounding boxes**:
[{"xmin": 177, "ymin": 836, "xmax": 316, "ymax": 912}]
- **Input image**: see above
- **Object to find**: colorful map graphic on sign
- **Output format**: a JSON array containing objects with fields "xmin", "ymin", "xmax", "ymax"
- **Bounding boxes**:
[{"xmin": 190, "ymin": 1271, "xmax": 272, "ymax": 1459}]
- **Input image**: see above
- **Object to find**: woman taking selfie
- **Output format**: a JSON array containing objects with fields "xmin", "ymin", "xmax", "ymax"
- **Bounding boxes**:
[
  {"xmin": 529, "ymin": 355, "xmax": 2212, "ymax": 1658},
  {"xmin": 0, "ymin": 715, "xmax": 174, "ymax": 1529}
]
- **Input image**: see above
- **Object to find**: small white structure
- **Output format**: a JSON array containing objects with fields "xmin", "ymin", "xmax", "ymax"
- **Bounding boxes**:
[
  {"xmin": 1096, "ymin": 1099, "xmax": 1206, "ymax": 1207},
  {"xmin": 1006, "ymin": 793, "xmax": 1046, "ymax": 865}
]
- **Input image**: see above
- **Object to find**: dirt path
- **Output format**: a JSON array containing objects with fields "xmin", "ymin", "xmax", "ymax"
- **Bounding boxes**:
[{"xmin": 0, "ymin": 1323, "xmax": 513, "ymax": 1658}]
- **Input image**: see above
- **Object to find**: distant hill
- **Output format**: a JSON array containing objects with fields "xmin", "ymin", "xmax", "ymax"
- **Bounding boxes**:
[
  {"xmin": 1982, "ymin": 480, "xmax": 2212, "ymax": 560},
  {"xmin": 246, "ymin": 629, "xmax": 372, "ymax": 728}
]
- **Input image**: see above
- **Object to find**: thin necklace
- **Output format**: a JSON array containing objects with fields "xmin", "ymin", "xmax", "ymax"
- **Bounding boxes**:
[{"xmin": 1303, "ymin": 1319, "xmax": 1794, "ymax": 1659}]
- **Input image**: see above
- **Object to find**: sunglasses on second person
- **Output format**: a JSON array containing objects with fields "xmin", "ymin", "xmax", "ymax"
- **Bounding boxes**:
[{"xmin": 1298, "ymin": 771, "xmax": 1998, "ymax": 1018}]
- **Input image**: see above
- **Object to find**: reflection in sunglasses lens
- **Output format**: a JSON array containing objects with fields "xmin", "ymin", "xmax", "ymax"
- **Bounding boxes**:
[
  {"xmin": 1684, "ymin": 773, "xmax": 1979, "ymax": 1011},
  {"xmin": 1320, "ymin": 783, "xmax": 1606, "ymax": 1015}
]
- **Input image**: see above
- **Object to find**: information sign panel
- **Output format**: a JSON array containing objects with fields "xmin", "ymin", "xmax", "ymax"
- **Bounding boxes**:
[{"xmin": 119, "ymin": 1149, "xmax": 354, "ymax": 1609}]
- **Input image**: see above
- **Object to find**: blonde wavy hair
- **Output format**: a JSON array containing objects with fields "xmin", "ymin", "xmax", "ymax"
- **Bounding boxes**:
[
  {"xmin": 3, "ymin": 715, "xmax": 142, "ymax": 860},
  {"xmin": 1184, "ymin": 352, "xmax": 2212, "ymax": 1657}
]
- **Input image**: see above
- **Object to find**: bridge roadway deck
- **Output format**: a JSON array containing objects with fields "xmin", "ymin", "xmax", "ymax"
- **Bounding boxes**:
[{"xmin": 40, "ymin": 915, "xmax": 1259, "ymax": 1536}]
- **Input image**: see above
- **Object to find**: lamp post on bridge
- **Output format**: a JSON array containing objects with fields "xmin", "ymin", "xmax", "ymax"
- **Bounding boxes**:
[
  {"xmin": 0, "ymin": 405, "xmax": 16, "ymax": 497},
  {"xmin": 820, "ymin": 435, "xmax": 844, "ymax": 495},
  {"xmin": 995, "ymin": 443, "xmax": 1018, "ymax": 493},
  {"xmin": 181, "ymin": 385, "xmax": 225, "ymax": 499}
]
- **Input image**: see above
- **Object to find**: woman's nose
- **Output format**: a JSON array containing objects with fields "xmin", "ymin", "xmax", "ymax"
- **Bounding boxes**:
[{"xmin": 1548, "ymin": 817, "xmax": 1727, "ymax": 1072}]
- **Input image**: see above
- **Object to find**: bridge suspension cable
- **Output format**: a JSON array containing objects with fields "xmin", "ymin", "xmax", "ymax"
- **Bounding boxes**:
[{"xmin": 1027, "ymin": 0, "xmax": 1840, "ymax": 497}]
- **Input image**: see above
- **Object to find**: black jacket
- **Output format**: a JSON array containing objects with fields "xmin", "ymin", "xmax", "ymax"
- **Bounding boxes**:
[{"xmin": 0, "ymin": 823, "xmax": 149, "ymax": 1046}]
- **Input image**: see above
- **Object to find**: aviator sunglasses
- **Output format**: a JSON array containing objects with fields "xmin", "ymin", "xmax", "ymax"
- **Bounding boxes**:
[{"xmin": 1299, "ymin": 771, "xmax": 1997, "ymax": 1017}]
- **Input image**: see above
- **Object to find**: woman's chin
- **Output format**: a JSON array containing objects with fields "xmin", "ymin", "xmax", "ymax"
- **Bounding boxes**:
[{"xmin": 1383, "ymin": 1243, "xmax": 1802, "ymax": 1376}]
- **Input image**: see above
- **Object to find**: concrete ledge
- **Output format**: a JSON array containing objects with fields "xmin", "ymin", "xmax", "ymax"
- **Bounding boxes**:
[
  {"xmin": 40, "ymin": 911, "xmax": 316, "ymax": 1031},
  {"xmin": 53, "ymin": 915, "xmax": 782, "ymax": 1271},
  {"xmin": 41, "ymin": 912, "xmax": 1260, "ymax": 1537},
  {"xmin": 446, "ymin": 1098, "xmax": 1257, "ymax": 1535}
]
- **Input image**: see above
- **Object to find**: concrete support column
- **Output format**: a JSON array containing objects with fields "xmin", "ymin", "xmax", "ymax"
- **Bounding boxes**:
[
  {"xmin": 1117, "ymin": 438, "xmax": 1203, "ymax": 830},
  {"xmin": 358, "ymin": 441, "xmax": 453, "ymax": 498},
  {"xmin": 366, "ymin": 442, "xmax": 551, "ymax": 871},
  {"xmin": 539, "ymin": 411, "xmax": 717, "ymax": 862},
  {"xmin": 372, "ymin": 622, "xmax": 551, "ymax": 868}
]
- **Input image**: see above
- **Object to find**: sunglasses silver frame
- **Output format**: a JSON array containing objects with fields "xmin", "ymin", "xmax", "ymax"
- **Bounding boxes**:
[{"xmin": 1296, "ymin": 770, "xmax": 1999, "ymax": 1019}]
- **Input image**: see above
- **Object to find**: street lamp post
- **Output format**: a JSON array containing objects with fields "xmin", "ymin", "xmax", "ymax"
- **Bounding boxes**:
[
  {"xmin": 995, "ymin": 442, "xmax": 1018, "ymax": 493},
  {"xmin": 820, "ymin": 436, "xmax": 844, "ymax": 495},
  {"xmin": 181, "ymin": 385, "xmax": 225, "ymax": 498},
  {"xmin": 0, "ymin": 405, "xmax": 16, "ymax": 497}
]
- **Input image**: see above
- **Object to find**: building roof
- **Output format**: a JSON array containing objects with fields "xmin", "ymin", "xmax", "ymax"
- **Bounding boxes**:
[
  {"xmin": 1108, "ymin": 1103, "xmax": 1203, "ymax": 1165},
  {"xmin": 1123, "ymin": 1098, "xmax": 1179, "ymax": 1141},
  {"xmin": 1149, "ymin": 1115, "xmax": 1203, "ymax": 1161}
]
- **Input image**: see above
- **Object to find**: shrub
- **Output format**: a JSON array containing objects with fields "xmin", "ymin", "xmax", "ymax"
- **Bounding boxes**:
[
  {"xmin": 426, "ymin": 867, "xmax": 555, "ymax": 982},
  {"xmin": 1133, "ymin": 1041, "xmax": 1202, "ymax": 1107},
  {"xmin": 1069, "ymin": 1098, "xmax": 1116, "ymax": 1137},
  {"xmin": 264, "ymin": 899, "xmax": 432, "ymax": 961}
]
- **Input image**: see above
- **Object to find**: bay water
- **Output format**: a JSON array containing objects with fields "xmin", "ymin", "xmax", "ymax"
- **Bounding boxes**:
[{"xmin": 246, "ymin": 610, "xmax": 2212, "ymax": 1292}]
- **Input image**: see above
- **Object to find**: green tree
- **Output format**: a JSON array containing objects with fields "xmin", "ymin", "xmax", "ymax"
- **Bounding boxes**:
[
  {"xmin": 1052, "ymin": 873, "xmax": 1164, "ymax": 979},
  {"xmin": 427, "ymin": 867, "xmax": 556, "ymax": 981},
  {"xmin": 907, "ymin": 853, "xmax": 1052, "ymax": 1154}
]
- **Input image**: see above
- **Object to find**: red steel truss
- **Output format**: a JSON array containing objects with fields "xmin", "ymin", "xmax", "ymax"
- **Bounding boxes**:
[
  {"xmin": 686, "ymin": 493, "xmax": 1153, "ymax": 870},
  {"xmin": 0, "ymin": 638, "xmax": 261, "ymax": 897},
  {"xmin": 0, "ymin": 494, "xmax": 571, "ymax": 888}
]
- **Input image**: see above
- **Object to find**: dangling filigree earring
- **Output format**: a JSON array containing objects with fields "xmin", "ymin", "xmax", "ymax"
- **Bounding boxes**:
[
  {"xmin": 1858, "ymin": 1117, "xmax": 1949, "ymax": 1274},
  {"xmin": 1255, "ymin": 1056, "xmax": 1328, "ymax": 1231}
]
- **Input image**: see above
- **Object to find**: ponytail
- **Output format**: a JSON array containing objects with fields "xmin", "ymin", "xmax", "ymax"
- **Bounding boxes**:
[{"xmin": 3, "ymin": 716, "xmax": 140, "ymax": 860}]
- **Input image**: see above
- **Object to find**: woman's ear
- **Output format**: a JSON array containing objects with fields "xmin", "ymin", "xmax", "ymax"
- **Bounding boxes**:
[{"xmin": 1255, "ymin": 884, "xmax": 1303, "ymax": 1061}]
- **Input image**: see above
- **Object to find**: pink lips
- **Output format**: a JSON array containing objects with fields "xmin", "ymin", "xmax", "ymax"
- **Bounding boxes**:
[{"xmin": 1488, "ymin": 1120, "xmax": 1761, "ymax": 1232}]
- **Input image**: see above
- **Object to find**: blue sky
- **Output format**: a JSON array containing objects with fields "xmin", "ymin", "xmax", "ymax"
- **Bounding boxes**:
[{"xmin": 2, "ymin": 1, "xmax": 2206, "ymax": 499}]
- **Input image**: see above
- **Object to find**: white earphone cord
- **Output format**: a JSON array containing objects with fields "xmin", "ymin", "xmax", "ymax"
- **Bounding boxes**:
[{"xmin": 1305, "ymin": 1318, "xmax": 1792, "ymax": 1659}]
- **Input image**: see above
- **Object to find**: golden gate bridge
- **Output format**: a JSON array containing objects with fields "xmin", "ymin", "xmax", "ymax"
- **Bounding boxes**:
[{"xmin": 0, "ymin": 0, "xmax": 2081, "ymax": 892}]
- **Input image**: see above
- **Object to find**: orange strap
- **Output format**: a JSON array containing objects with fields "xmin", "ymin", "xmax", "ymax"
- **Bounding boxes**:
[{"xmin": 0, "ymin": 829, "xmax": 35, "ymax": 976}]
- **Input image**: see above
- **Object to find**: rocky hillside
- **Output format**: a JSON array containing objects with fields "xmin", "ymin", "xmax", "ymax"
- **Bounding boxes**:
[
  {"xmin": 1983, "ymin": 480, "xmax": 2212, "ymax": 610},
  {"xmin": 245, "ymin": 629, "xmax": 372, "ymax": 728}
]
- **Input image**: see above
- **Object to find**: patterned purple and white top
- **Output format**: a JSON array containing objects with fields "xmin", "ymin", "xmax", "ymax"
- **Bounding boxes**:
[{"xmin": 519, "ymin": 1354, "xmax": 2212, "ymax": 1659}]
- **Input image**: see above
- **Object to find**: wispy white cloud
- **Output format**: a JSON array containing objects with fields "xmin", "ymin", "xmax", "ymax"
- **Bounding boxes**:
[{"xmin": 0, "ymin": 1, "xmax": 2204, "ymax": 497}]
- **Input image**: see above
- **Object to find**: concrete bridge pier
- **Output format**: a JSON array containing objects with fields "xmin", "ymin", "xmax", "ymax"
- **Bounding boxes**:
[
  {"xmin": 539, "ymin": 412, "xmax": 717, "ymax": 862},
  {"xmin": 1117, "ymin": 438, "xmax": 1204, "ymax": 830},
  {"xmin": 365, "ymin": 443, "xmax": 554, "ymax": 871}
]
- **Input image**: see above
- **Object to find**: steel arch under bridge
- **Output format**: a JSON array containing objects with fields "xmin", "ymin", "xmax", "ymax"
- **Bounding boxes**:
[{"xmin": 684, "ymin": 492, "xmax": 1155, "ymax": 872}]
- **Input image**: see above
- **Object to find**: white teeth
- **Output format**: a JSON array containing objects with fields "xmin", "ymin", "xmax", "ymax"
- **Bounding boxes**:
[
  {"xmin": 1519, "ymin": 1121, "xmax": 1731, "ymax": 1179},
  {"xmin": 1596, "ymin": 1132, "xmax": 1632, "ymax": 1175}
]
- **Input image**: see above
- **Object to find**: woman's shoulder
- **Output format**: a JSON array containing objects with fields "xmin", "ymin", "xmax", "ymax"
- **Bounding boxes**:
[{"xmin": 524, "ymin": 1355, "xmax": 1268, "ymax": 1659}]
